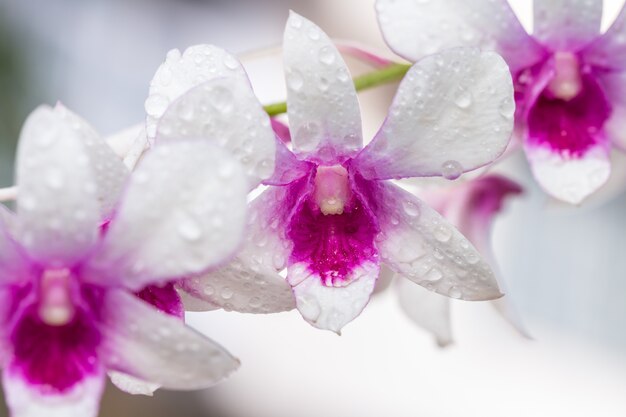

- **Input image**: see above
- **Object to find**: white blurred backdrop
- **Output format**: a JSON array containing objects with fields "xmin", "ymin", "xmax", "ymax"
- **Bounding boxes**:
[{"xmin": 0, "ymin": 0, "xmax": 625, "ymax": 416}]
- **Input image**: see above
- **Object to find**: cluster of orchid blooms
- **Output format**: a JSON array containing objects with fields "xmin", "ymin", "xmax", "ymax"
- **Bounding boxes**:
[{"xmin": 0, "ymin": 2, "xmax": 623, "ymax": 416}]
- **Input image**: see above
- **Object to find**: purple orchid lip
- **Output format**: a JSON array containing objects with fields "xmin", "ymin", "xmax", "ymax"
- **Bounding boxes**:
[{"xmin": 287, "ymin": 164, "xmax": 379, "ymax": 288}]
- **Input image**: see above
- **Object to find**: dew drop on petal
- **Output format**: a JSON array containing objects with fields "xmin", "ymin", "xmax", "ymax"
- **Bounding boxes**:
[
  {"xmin": 402, "ymin": 200, "xmax": 420, "ymax": 217},
  {"xmin": 449, "ymin": 286, "xmax": 462, "ymax": 299},
  {"xmin": 454, "ymin": 90, "xmax": 472, "ymax": 109},
  {"xmin": 287, "ymin": 70, "xmax": 304, "ymax": 91},
  {"xmin": 318, "ymin": 46, "xmax": 336, "ymax": 65},
  {"xmin": 499, "ymin": 97, "xmax": 515, "ymax": 119},
  {"xmin": 223, "ymin": 55, "xmax": 239, "ymax": 70},
  {"xmin": 144, "ymin": 94, "xmax": 169, "ymax": 118},
  {"xmin": 178, "ymin": 215, "xmax": 202, "ymax": 242},
  {"xmin": 434, "ymin": 225, "xmax": 452, "ymax": 242},
  {"xmin": 441, "ymin": 160, "xmax": 463, "ymax": 180},
  {"xmin": 221, "ymin": 287, "xmax": 234, "ymax": 300},
  {"xmin": 295, "ymin": 122, "xmax": 321, "ymax": 151}
]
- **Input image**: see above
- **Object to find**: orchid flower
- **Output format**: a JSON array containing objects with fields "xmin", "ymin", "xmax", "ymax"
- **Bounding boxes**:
[
  {"xmin": 0, "ymin": 104, "xmax": 249, "ymax": 416},
  {"xmin": 174, "ymin": 12, "xmax": 515, "ymax": 333},
  {"xmin": 376, "ymin": 0, "xmax": 626, "ymax": 204},
  {"xmin": 396, "ymin": 175, "xmax": 527, "ymax": 347}
]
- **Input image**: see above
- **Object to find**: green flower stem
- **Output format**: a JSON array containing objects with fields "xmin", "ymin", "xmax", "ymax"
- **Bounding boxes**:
[{"xmin": 263, "ymin": 62, "xmax": 411, "ymax": 116}]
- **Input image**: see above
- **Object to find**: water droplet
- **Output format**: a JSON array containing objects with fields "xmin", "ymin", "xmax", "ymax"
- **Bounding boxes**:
[
  {"xmin": 223, "ymin": 55, "xmax": 239, "ymax": 70},
  {"xmin": 221, "ymin": 287, "xmax": 234, "ymax": 300},
  {"xmin": 255, "ymin": 158, "xmax": 274, "ymax": 179},
  {"xmin": 449, "ymin": 286, "xmax": 462, "ymax": 299},
  {"xmin": 318, "ymin": 46, "xmax": 335, "ymax": 65},
  {"xmin": 499, "ymin": 97, "xmax": 515, "ymax": 119},
  {"xmin": 178, "ymin": 216, "xmax": 202, "ymax": 242},
  {"xmin": 210, "ymin": 86, "xmax": 234, "ymax": 113},
  {"xmin": 402, "ymin": 200, "xmax": 420, "ymax": 217},
  {"xmin": 336, "ymin": 68, "xmax": 350, "ymax": 83},
  {"xmin": 144, "ymin": 94, "xmax": 169, "ymax": 117},
  {"xmin": 454, "ymin": 90, "xmax": 472, "ymax": 109},
  {"xmin": 441, "ymin": 160, "xmax": 463, "ymax": 180},
  {"xmin": 203, "ymin": 285, "xmax": 215, "ymax": 296},
  {"xmin": 295, "ymin": 122, "xmax": 321, "ymax": 151},
  {"xmin": 307, "ymin": 27, "xmax": 320, "ymax": 40},
  {"xmin": 434, "ymin": 225, "xmax": 452, "ymax": 242},
  {"xmin": 249, "ymin": 297, "xmax": 262, "ymax": 308},
  {"xmin": 287, "ymin": 70, "xmax": 304, "ymax": 91},
  {"xmin": 166, "ymin": 48, "xmax": 181, "ymax": 61},
  {"xmin": 158, "ymin": 66, "xmax": 173, "ymax": 85},
  {"xmin": 290, "ymin": 15, "xmax": 303, "ymax": 28},
  {"xmin": 45, "ymin": 169, "xmax": 64, "ymax": 189},
  {"xmin": 425, "ymin": 268, "xmax": 443, "ymax": 281},
  {"xmin": 176, "ymin": 99, "xmax": 194, "ymax": 121}
]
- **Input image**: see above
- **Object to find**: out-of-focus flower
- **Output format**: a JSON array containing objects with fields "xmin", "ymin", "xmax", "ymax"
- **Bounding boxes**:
[
  {"xmin": 396, "ymin": 175, "xmax": 526, "ymax": 347},
  {"xmin": 0, "ymin": 104, "xmax": 248, "ymax": 416},
  {"xmin": 179, "ymin": 12, "xmax": 515, "ymax": 333},
  {"xmin": 376, "ymin": 0, "xmax": 626, "ymax": 204}
]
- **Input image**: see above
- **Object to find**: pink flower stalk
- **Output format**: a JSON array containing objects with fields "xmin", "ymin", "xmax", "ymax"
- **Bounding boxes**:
[
  {"xmin": 376, "ymin": 0, "xmax": 626, "ymax": 204},
  {"xmin": 397, "ymin": 175, "xmax": 527, "ymax": 346},
  {"xmin": 177, "ymin": 12, "xmax": 516, "ymax": 333},
  {"xmin": 0, "ymin": 104, "xmax": 249, "ymax": 416}
]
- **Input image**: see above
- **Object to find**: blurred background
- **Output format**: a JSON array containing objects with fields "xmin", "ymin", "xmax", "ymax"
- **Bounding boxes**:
[{"xmin": 1, "ymin": 0, "xmax": 626, "ymax": 416}]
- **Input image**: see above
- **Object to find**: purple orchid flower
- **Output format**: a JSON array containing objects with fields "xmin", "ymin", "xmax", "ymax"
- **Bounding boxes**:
[
  {"xmin": 396, "ymin": 175, "xmax": 527, "ymax": 347},
  {"xmin": 376, "ymin": 0, "xmax": 626, "ymax": 204},
  {"xmin": 173, "ymin": 12, "xmax": 515, "ymax": 333},
  {"xmin": 0, "ymin": 104, "xmax": 249, "ymax": 416}
]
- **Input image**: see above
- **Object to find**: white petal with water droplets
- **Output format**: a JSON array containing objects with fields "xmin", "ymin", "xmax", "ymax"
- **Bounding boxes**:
[
  {"xmin": 374, "ymin": 182, "xmax": 502, "ymax": 301},
  {"xmin": 15, "ymin": 106, "xmax": 102, "ymax": 266},
  {"xmin": 526, "ymin": 144, "xmax": 610, "ymax": 205},
  {"xmin": 354, "ymin": 48, "xmax": 514, "ymax": 181},
  {"xmin": 146, "ymin": 45, "xmax": 248, "ymax": 141},
  {"xmin": 54, "ymin": 105, "xmax": 129, "ymax": 218},
  {"xmin": 375, "ymin": 0, "xmax": 545, "ymax": 72},
  {"xmin": 84, "ymin": 141, "xmax": 247, "ymax": 290},
  {"xmin": 283, "ymin": 12, "xmax": 363, "ymax": 164},
  {"xmin": 534, "ymin": 0, "xmax": 602, "ymax": 52},
  {"xmin": 156, "ymin": 76, "xmax": 276, "ymax": 189},
  {"xmin": 3, "ymin": 366, "xmax": 104, "ymax": 417},
  {"xmin": 289, "ymin": 261, "xmax": 379, "ymax": 333},
  {"xmin": 180, "ymin": 185, "xmax": 302, "ymax": 313},
  {"xmin": 101, "ymin": 290, "xmax": 239, "ymax": 390}
]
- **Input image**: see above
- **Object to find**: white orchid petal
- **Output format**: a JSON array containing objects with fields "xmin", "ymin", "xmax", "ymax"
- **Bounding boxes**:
[
  {"xmin": 16, "ymin": 106, "xmax": 103, "ymax": 266},
  {"xmin": 3, "ymin": 367, "xmax": 104, "ymax": 417},
  {"xmin": 290, "ymin": 261, "xmax": 378, "ymax": 334},
  {"xmin": 526, "ymin": 143, "xmax": 610, "ymax": 204},
  {"xmin": 156, "ymin": 76, "xmax": 276, "ymax": 189},
  {"xmin": 396, "ymin": 278, "xmax": 453, "ymax": 347},
  {"xmin": 375, "ymin": 0, "xmax": 544, "ymax": 72},
  {"xmin": 101, "ymin": 290, "xmax": 239, "ymax": 390},
  {"xmin": 146, "ymin": 44, "xmax": 247, "ymax": 141},
  {"xmin": 181, "ymin": 185, "xmax": 301, "ymax": 313},
  {"xmin": 354, "ymin": 48, "xmax": 514, "ymax": 181},
  {"xmin": 375, "ymin": 182, "xmax": 502, "ymax": 301},
  {"xmin": 283, "ymin": 12, "xmax": 363, "ymax": 164},
  {"xmin": 85, "ymin": 141, "xmax": 247, "ymax": 290},
  {"xmin": 534, "ymin": 0, "xmax": 602, "ymax": 52}
]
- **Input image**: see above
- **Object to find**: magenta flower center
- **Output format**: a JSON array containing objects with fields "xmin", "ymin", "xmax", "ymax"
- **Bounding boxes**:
[
  {"xmin": 288, "ymin": 165, "xmax": 379, "ymax": 287},
  {"xmin": 38, "ymin": 268, "xmax": 76, "ymax": 327}
]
